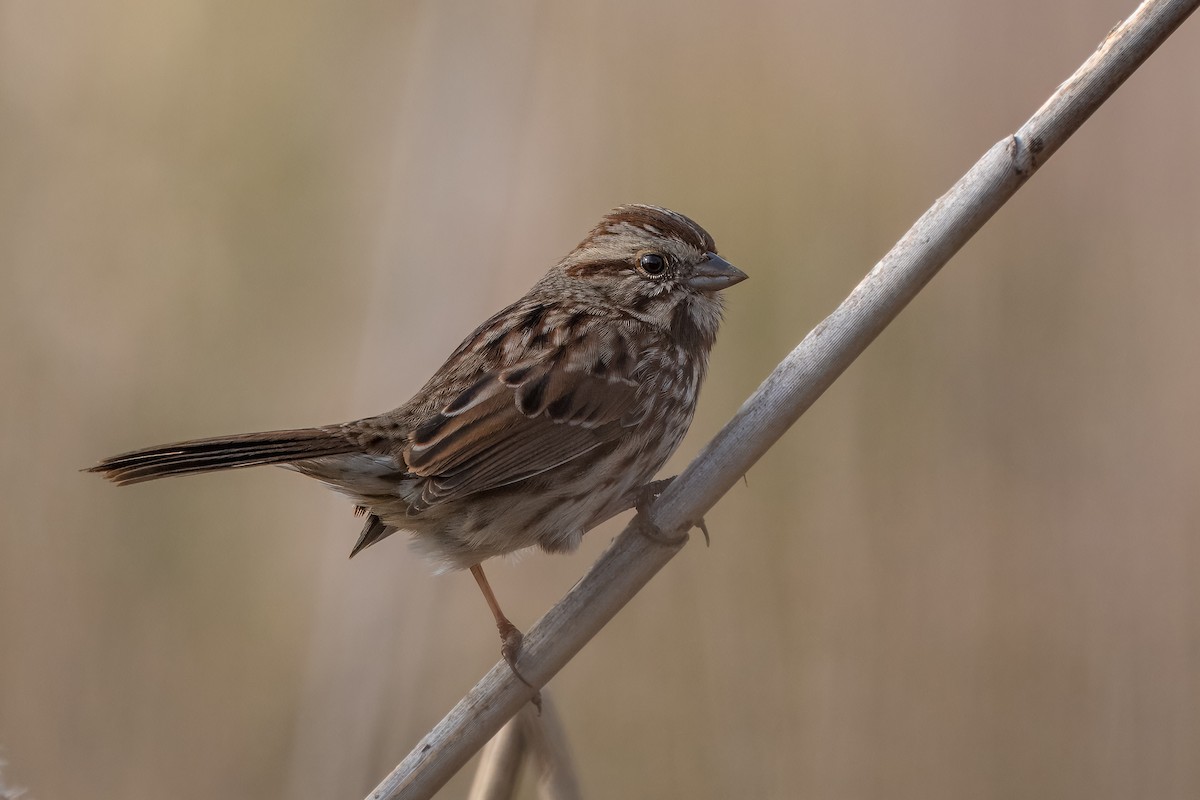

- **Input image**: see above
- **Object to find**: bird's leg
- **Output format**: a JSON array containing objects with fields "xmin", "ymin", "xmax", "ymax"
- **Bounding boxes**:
[
  {"xmin": 470, "ymin": 564, "xmax": 541, "ymax": 709},
  {"xmin": 629, "ymin": 476, "xmax": 710, "ymax": 547},
  {"xmin": 469, "ymin": 564, "xmax": 525, "ymax": 670}
]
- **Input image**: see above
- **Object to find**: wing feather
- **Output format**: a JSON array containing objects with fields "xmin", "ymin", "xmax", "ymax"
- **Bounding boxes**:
[{"xmin": 402, "ymin": 338, "xmax": 644, "ymax": 507}]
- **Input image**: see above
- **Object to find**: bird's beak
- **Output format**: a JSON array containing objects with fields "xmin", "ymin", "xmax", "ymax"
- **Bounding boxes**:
[{"xmin": 686, "ymin": 253, "xmax": 747, "ymax": 292}]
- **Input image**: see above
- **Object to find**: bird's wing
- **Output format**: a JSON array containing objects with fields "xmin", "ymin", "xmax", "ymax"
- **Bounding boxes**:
[{"xmin": 402, "ymin": 340, "xmax": 647, "ymax": 508}]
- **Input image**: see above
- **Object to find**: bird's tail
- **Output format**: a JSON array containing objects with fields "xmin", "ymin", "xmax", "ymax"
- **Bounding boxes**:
[{"xmin": 86, "ymin": 427, "xmax": 360, "ymax": 485}]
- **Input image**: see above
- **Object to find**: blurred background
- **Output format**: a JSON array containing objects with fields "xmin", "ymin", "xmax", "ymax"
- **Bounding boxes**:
[{"xmin": 2, "ymin": 0, "xmax": 1198, "ymax": 797}]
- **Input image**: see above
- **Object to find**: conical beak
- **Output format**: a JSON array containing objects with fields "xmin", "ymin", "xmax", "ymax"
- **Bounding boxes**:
[{"xmin": 686, "ymin": 253, "xmax": 748, "ymax": 292}]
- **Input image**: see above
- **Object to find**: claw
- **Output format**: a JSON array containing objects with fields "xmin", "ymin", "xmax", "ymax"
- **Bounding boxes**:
[
  {"xmin": 630, "ymin": 477, "xmax": 710, "ymax": 547},
  {"xmin": 498, "ymin": 623, "xmax": 542, "ymax": 712},
  {"xmin": 498, "ymin": 623, "xmax": 524, "ymax": 671},
  {"xmin": 632, "ymin": 513, "xmax": 689, "ymax": 546}
]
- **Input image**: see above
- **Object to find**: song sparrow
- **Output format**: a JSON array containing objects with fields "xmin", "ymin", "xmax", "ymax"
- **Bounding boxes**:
[{"xmin": 88, "ymin": 204, "xmax": 746, "ymax": 681}]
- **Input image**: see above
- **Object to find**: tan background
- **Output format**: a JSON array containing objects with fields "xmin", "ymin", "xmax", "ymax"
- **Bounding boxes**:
[{"xmin": 2, "ymin": 1, "xmax": 1198, "ymax": 798}]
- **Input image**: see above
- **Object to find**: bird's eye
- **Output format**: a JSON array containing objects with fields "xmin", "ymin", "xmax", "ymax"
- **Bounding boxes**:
[{"xmin": 639, "ymin": 253, "xmax": 666, "ymax": 276}]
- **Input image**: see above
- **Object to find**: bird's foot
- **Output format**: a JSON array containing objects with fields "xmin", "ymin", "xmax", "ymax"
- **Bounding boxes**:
[
  {"xmin": 631, "ymin": 477, "xmax": 710, "ymax": 547},
  {"xmin": 497, "ymin": 621, "xmax": 542, "ymax": 713}
]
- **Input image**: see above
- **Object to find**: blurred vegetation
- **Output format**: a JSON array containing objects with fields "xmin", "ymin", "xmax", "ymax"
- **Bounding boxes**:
[{"xmin": 1, "ymin": 1, "xmax": 1198, "ymax": 798}]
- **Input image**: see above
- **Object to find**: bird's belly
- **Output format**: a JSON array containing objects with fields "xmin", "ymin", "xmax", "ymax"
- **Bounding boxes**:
[{"xmin": 367, "ymin": 396, "xmax": 696, "ymax": 571}]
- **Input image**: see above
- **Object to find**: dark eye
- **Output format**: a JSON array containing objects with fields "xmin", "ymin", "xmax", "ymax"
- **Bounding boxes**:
[{"xmin": 639, "ymin": 253, "xmax": 666, "ymax": 276}]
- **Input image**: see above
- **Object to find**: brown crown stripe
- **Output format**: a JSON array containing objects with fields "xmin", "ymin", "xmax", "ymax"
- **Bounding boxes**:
[{"xmin": 602, "ymin": 205, "xmax": 716, "ymax": 253}]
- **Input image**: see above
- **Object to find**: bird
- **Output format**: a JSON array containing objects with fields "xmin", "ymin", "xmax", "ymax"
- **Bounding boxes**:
[{"xmin": 87, "ymin": 204, "xmax": 746, "ymax": 683}]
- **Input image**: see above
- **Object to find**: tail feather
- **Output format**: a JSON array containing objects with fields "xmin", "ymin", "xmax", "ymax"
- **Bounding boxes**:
[{"xmin": 86, "ymin": 428, "xmax": 361, "ymax": 485}]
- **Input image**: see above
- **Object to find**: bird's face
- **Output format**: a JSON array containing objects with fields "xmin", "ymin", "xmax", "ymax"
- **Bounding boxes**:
[{"xmin": 549, "ymin": 204, "xmax": 747, "ymax": 346}]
